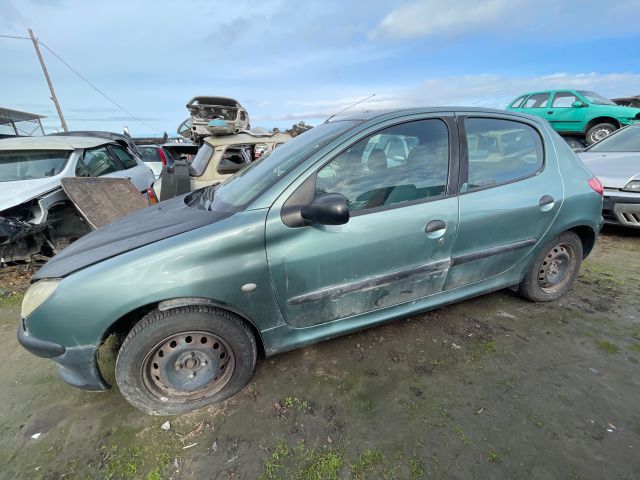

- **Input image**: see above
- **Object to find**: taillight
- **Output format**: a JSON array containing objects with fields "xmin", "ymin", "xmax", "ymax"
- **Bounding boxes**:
[
  {"xmin": 158, "ymin": 148, "xmax": 168, "ymax": 166},
  {"xmin": 588, "ymin": 177, "xmax": 603, "ymax": 196},
  {"xmin": 147, "ymin": 187, "xmax": 159, "ymax": 205}
]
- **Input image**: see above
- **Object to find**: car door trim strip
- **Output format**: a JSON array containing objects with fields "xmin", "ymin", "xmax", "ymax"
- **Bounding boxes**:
[
  {"xmin": 287, "ymin": 259, "xmax": 452, "ymax": 305},
  {"xmin": 451, "ymin": 238, "xmax": 537, "ymax": 267}
]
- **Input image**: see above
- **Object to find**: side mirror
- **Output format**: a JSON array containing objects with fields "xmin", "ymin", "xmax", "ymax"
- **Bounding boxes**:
[
  {"xmin": 572, "ymin": 101, "xmax": 585, "ymax": 108},
  {"xmin": 301, "ymin": 193, "xmax": 349, "ymax": 226}
]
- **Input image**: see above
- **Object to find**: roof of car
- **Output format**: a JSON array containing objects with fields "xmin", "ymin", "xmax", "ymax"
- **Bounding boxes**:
[
  {"xmin": 0, "ymin": 135, "xmax": 113, "ymax": 150},
  {"xmin": 331, "ymin": 106, "xmax": 538, "ymax": 122},
  {"xmin": 203, "ymin": 131, "xmax": 292, "ymax": 147}
]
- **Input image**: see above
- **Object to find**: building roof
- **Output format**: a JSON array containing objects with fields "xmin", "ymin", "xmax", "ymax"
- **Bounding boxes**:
[{"xmin": 0, "ymin": 135, "xmax": 113, "ymax": 150}]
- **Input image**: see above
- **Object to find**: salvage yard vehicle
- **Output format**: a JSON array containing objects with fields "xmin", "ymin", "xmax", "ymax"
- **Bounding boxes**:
[
  {"xmin": 507, "ymin": 89, "xmax": 640, "ymax": 144},
  {"xmin": 154, "ymin": 129, "xmax": 292, "ymax": 200},
  {"xmin": 579, "ymin": 124, "xmax": 640, "ymax": 229},
  {"xmin": 178, "ymin": 96, "xmax": 250, "ymax": 144},
  {"xmin": 138, "ymin": 143, "xmax": 198, "ymax": 179},
  {"xmin": 17, "ymin": 108, "xmax": 603, "ymax": 415},
  {"xmin": 0, "ymin": 136, "xmax": 155, "ymax": 263}
]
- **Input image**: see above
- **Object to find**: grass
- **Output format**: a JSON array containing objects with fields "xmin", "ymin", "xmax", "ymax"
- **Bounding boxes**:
[
  {"xmin": 629, "ymin": 344, "xmax": 640, "ymax": 353},
  {"xmin": 350, "ymin": 449, "xmax": 384, "ymax": 479},
  {"xmin": 596, "ymin": 340, "xmax": 620, "ymax": 354}
]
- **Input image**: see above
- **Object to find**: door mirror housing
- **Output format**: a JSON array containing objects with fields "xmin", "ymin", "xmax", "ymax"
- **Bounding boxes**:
[
  {"xmin": 300, "ymin": 193, "xmax": 349, "ymax": 225},
  {"xmin": 571, "ymin": 101, "xmax": 585, "ymax": 108}
]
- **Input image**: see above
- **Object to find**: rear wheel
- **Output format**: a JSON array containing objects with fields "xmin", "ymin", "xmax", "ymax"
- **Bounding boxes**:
[
  {"xmin": 586, "ymin": 123, "xmax": 616, "ymax": 145},
  {"xmin": 115, "ymin": 306, "xmax": 256, "ymax": 415},
  {"xmin": 518, "ymin": 232, "xmax": 583, "ymax": 302}
]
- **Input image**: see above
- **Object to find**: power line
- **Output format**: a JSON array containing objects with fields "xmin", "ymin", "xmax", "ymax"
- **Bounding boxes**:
[{"xmin": 0, "ymin": 32, "xmax": 161, "ymax": 133}]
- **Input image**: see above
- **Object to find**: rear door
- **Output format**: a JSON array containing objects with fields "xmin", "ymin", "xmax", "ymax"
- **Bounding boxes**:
[
  {"xmin": 108, "ymin": 144, "xmax": 154, "ymax": 191},
  {"xmin": 265, "ymin": 116, "xmax": 460, "ymax": 328},
  {"xmin": 444, "ymin": 114, "xmax": 563, "ymax": 290},
  {"xmin": 520, "ymin": 92, "xmax": 551, "ymax": 121}
]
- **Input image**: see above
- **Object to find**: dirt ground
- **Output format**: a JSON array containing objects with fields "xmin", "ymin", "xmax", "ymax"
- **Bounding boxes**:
[{"xmin": 1, "ymin": 226, "xmax": 639, "ymax": 480}]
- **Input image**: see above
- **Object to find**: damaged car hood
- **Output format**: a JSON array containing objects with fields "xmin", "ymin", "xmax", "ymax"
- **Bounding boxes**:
[
  {"xmin": 0, "ymin": 177, "xmax": 63, "ymax": 211},
  {"xmin": 33, "ymin": 194, "xmax": 232, "ymax": 280}
]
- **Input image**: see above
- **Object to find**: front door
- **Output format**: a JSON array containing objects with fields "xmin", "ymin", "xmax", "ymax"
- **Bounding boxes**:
[
  {"xmin": 265, "ymin": 117, "xmax": 459, "ymax": 328},
  {"xmin": 444, "ymin": 114, "xmax": 563, "ymax": 289},
  {"xmin": 546, "ymin": 91, "xmax": 585, "ymax": 133}
]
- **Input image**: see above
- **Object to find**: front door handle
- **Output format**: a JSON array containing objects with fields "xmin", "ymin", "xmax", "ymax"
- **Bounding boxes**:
[
  {"xmin": 547, "ymin": 110, "xmax": 554, "ymax": 114},
  {"xmin": 425, "ymin": 220, "xmax": 446, "ymax": 233}
]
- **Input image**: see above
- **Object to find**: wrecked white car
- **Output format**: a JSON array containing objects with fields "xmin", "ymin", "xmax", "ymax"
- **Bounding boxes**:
[
  {"xmin": 178, "ymin": 96, "xmax": 250, "ymax": 143},
  {"xmin": 0, "ymin": 136, "xmax": 155, "ymax": 262}
]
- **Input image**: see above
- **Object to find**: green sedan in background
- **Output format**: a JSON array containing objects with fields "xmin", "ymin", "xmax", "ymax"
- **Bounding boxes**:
[
  {"xmin": 507, "ymin": 89, "xmax": 640, "ymax": 144},
  {"xmin": 18, "ymin": 108, "xmax": 603, "ymax": 415}
]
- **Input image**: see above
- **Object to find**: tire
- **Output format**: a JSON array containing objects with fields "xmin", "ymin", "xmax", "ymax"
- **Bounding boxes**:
[
  {"xmin": 585, "ymin": 123, "xmax": 616, "ymax": 145},
  {"xmin": 518, "ymin": 231, "xmax": 583, "ymax": 302},
  {"xmin": 115, "ymin": 306, "xmax": 257, "ymax": 415}
]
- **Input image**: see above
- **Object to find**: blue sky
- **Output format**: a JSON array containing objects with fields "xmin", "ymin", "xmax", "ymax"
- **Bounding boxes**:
[{"xmin": 1, "ymin": 0, "xmax": 639, "ymax": 136}]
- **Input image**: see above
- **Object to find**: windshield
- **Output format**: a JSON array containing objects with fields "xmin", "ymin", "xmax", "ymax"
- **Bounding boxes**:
[
  {"xmin": 0, "ymin": 150, "xmax": 70, "ymax": 182},
  {"xmin": 588, "ymin": 125, "xmax": 640, "ymax": 152},
  {"xmin": 187, "ymin": 121, "xmax": 359, "ymax": 212},
  {"xmin": 578, "ymin": 90, "xmax": 616, "ymax": 106}
]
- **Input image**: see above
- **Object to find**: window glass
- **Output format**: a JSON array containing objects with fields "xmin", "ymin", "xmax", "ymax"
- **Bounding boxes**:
[
  {"xmin": 77, "ymin": 146, "xmax": 122, "ymax": 177},
  {"xmin": 523, "ymin": 93, "xmax": 550, "ymax": 108},
  {"xmin": 110, "ymin": 145, "xmax": 138, "ymax": 169},
  {"xmin": 138, "ymin": 146, "xmax": 162, "ymax": 163},
  {"xmin": 511, "ymin": 95, "xmax": 527, "ymax": 108},
  {"xmin": 315, "ymin": 119, "xmax": 449, "ymax": 213},
  {"xmin": 588, "ymin": 125, "xmax": 640, "ymax": 152},
  {"xmin": 0, "ymin": 150, "xmax": 70, "ymax": 182},
  {"xmin": 465, "ymin": 118, "xmax": 543, "ymax": 190},
  {"xmin": 190, "ymin": 143, "xmax": 214, "ymax": 176},
  {"xmin": 552, "ymin": 92, "xmax": 578, "ymax": 108},
  {"xmin": 217, "ymin": 144, "xmax": 253, "ymax": 174}
]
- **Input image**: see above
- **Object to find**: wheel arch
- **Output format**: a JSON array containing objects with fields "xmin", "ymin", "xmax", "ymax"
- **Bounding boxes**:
[
  {"xmin": 584, "ymin": 116, "xmax": 620, "ymax": 133},
  {"xmin": 567, "ymin": 225, "xmax": 596, "ymax": 258},
  {"xmin": 101, "ymin": 297, "xmax": 266, "ymax": 357}
]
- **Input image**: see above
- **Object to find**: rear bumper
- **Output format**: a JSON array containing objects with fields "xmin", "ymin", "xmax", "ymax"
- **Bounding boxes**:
[
  {"xmin": 17, "ymin": 321, "xmax": 110, "ymax": 391},
  {"xmin": 602, "ymin": 190, "xmax": 640, "ymax": 229}
]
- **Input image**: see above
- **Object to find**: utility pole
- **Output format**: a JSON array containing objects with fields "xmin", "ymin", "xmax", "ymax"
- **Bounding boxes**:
[{"xmin": 28, "ymin": 28, "xmax": 68, "ymax": 132}]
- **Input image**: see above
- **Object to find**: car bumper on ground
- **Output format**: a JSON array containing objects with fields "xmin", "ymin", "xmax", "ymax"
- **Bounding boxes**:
[
  {"xmin": 602, "ymin": 189, "xmax": 640, "ymax": 229},
  {"xmin": 17, "ymin": 321, "xmax": 111, "ymax": 391}
]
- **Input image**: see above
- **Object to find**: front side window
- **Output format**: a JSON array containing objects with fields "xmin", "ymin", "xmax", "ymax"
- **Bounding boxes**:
[
  {"xmin": 552, "ymin": 92, "xmax": 579, "ymax": 108},
  {"xmin": 76, "ymin": 146, "xmax": 122, "ymax": 177},
  {"xmin": 524, "ymin": 93, "xmax": 550, "ymax": 108},
  {"xmin": 109, "ymin": 145, "xmax": 138, "ymax": 169},
  {"xmin": 315, "ymin": 119, "xmax": 449, "ymax": 213},
  {"xmin": 465, "ymin": 118, "xmax": 543, "ymax": 191},
  {"xmin": 0, "ymin": 150, "xmax": 70, "ymax": 182}
]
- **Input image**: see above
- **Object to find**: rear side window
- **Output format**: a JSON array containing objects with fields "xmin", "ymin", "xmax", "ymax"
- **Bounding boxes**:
[
  {"xmin": 464, "ymin": 118, "xmax": 543, "ymax": 191},
  {"xmin": 510, "ymin": 95, "xmax": 527, "ymax": 108},
  {"xmin": 110, "ymin": 145, "xmax": 138, "ymax": 169},
  {"xmin": 315, "ymin": 119, "xmax": 449, "ymax": 213},
  {"xmin": 139, "ymin": 146, "xmax": 161, "ymax": 163},
  {"xmin": 77, "ymin": 146, "xmax": 122, "ymax": 177},
  {"xmin": 523, "ymin": 93, "xmax": 550, "ymax": 108}
]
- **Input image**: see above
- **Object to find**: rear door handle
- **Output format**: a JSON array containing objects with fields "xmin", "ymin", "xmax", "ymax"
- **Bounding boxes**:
[{"xmin": 425, "ymin": 220, "xmax": 446, "ymax": 233}]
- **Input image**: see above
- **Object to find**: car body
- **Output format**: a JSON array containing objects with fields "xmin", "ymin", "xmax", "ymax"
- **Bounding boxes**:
[
  {"xmin": 507, "ymin": 89, "xmax": 640, "ymax": 144},
  {"xmin": 17, "ymin": 108, "xmax": 603, "ymax": 415},
  {"xmin": 578, "ymin": 124, "xmax": 640, "ymax": 228},
  {"xmin": 137, "ymin": 143, "xmax": 198, "ymax": 179},
  {"xmin": 0, "ymin": 135, "xmax": 155, "ymax": 262},
  {"xmin": 154, "ymin": 129, "xmax": 292, "ymax": 200},
  {"xmin": 179, "ymin": 97, "xmax": 250, "ymax": 144}
]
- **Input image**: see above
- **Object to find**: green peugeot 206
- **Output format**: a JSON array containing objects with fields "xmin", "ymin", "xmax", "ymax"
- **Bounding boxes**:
[
  {"xmin": 18, "ymin": 108, "xmax": 604, "ymax": 415},
  {"xmin": 507, "ymin": 89, "xmax": 640, "ymax": 145}
]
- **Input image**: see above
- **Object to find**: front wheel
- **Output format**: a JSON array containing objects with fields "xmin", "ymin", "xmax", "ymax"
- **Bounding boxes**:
[
  {"xmin": 115, "ymin": 306, "xmax": 257, "ymax": 415},
  {"xmin": 518, "ymin": 232, "xmax": 583, "ymax": 302},
  {"xmin": 586, "ymin": 123, "xmax": 616, "ymax": 145}
]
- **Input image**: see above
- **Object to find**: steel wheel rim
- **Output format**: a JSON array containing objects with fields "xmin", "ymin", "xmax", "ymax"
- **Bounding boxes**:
[
  {"xmin": 591, "ymin": 128, "xmax": 611, "ymax": 143},
  {"xmin": 538, "ymin": 243, "xmax": 576, "ymax": 293},
  {"xmin": 142, "ymin": 330, "xmax": 235, "ymax": 403}
]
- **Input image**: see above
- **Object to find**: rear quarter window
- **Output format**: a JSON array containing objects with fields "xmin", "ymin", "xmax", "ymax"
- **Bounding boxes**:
[{"xmin": 464, "ymin": 117, "xmax": 544, "ymax": 191}]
